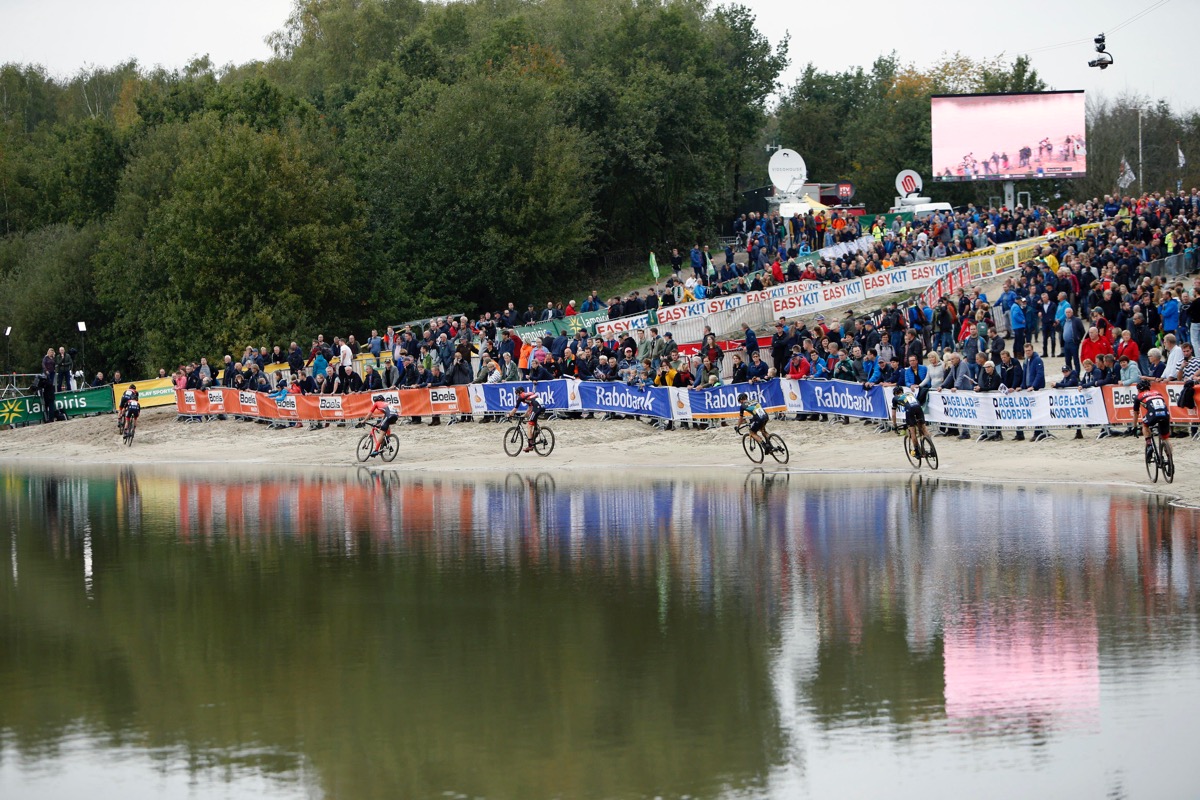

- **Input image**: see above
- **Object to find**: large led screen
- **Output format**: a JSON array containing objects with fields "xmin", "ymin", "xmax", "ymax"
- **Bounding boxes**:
[{"xmin": 931, "ymin": 91, "xmax": 1086, "ymax": 182}]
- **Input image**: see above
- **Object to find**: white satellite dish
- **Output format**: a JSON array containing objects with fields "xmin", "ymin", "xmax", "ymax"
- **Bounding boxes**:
[
  {"xmin": 768, "ymin": 149, "xmax": 808, "ymax": 194},
  {"xmin": 895, "ymin": 169, "xmax": 923, "ymax": 197}
]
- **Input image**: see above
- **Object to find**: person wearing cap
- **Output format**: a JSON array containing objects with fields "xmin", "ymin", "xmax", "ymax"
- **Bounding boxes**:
[{"xmin": 1055, "ymin": 363, "xmax": 1080, "ymax": 389}]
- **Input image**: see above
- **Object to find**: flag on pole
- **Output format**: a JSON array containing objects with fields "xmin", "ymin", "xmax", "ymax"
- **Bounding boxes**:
[
  {"xmin": 1117, "ymin": 156, "xmax": 1136, "ymax": 190},
  {"xmin": 706, "ymin": 253, "xmax": 716, "ymax": 278},
  {"xmin": 1179, "ymin": 143, "xmax": 1187, "ymax": 169},
  {"xmin": 648, "ymin": 251, "xmax": 659, "ymax": 280}
]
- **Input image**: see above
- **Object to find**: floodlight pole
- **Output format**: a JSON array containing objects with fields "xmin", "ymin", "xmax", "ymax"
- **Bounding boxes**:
[{"xmin": 1003, "ymin": 181, "xmax": 1015, "ymax": 211}]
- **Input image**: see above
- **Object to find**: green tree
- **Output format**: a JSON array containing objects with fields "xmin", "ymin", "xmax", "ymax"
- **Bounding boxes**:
[
  {"xmin": 350, "ymin": 60, "xmax": 596, "ymax": 315},
  {"xmin": 95, "ymin": 117, "xmax": 361, "ymax": 373}
]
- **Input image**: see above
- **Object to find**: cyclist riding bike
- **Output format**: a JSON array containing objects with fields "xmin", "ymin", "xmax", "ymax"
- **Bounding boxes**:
[
  {"xmin": 1134, "ymin": 379, "xmax": 1172, "ymax": 461},
  {"xmin": 737, "ymin": 392, "xmax": 774, "ymax": 453},
  {"xmin": 506, "ymin": 385, "xmax": 543, "ymax": 453},
  {"xmin": 890, "ymin": 385, "xmax": 930, "ymax": 452},
  {"xmin": 119, "ymin": 384, "xmax": 140, "ymax": 431},
  {"xmin": 365, "ymin": 394, "xmax": 400, "ymax": 456}
]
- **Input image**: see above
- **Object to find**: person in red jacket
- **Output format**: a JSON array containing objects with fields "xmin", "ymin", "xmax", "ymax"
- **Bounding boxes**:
[
  {"xmin": 1080, "ymin": 325, "xmax": 1113, "ymax": 365},
  {"xmin": 1115, "ymin": 328, "xmax": 1140, "ymax": 365}
]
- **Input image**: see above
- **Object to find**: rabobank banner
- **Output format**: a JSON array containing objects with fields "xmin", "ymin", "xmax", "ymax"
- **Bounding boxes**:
[
  {"xmin": 787, "ymin": 379, "xmax": 888, "ymax": 420},
  {"xmin": 577, "ymin": 382, "xmax": 672, "ymax": 419},
  {"xmin": 686, "ymin": 380, "xmax": 786, "ymax": 419},
  {"xmin": 925, "ymin": 388, "xmax": 1110, "ymax": 428},
  {"xmin": 467, "ymin": 380, "xmax": 573, "ymax": 415}
]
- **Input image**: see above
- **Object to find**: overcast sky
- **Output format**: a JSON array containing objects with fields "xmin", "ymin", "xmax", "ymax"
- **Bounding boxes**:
[{"xmin": 0, "ymin": 0, "xmax": 1192, "ymax": 110}]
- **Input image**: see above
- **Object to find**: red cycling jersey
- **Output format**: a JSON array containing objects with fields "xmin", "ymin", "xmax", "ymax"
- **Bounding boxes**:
[
  {"xmin": 371, "ymin": 400, "xmax": 398, "ymax": 416},
  {"xmin": 513, "ymin": 389, "xmax": 541, "ymax": 412},
  {"xmin": 1134, "ymin": 390, "xmax": 1168, "ymax": 419}
]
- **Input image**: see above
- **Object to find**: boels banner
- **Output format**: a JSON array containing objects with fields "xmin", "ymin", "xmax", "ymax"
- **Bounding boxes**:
[
  {"xmin": 0, "ymin": 386, "xmax": 115, "ymax": 427},
  {"xmin": 1102, "ymin": 383, "xmax": 1199, "ymax": 425},
  {"xmin": 175, "ymin": 386, "xmax": 471, "ymax": 420}
]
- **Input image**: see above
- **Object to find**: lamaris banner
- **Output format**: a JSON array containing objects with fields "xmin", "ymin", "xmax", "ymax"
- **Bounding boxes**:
[{"xmin": 0, "ymin": 386, "xmax": 115, "ymax": 427}]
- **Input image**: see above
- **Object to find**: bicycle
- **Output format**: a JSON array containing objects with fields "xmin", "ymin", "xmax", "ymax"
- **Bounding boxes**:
[
  {"xmin": 735, "ymin": 423, "xmax": 789, "ymax": 464},
  {"xmin": 1145, "ymin": 429, "xmax": 1174, "ymax": 484},
  {"xmin": 897, "ymin": 424, "xmax": 938, "ymax": 470},
  {"xmin": 355, "ymin": 420, "xmax": 399, "ymax": 463},
  {"xmin": 119, "ymin": 409, "xmax": 137, "ymax": 446},
  {"xmin": 503, "ymin": 417, "xmax": 555, "ymax": 457}
]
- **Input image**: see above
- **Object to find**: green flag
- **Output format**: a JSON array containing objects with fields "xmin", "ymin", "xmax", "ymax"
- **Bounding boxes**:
[{"xmin": 649, "ymin": 251, "xmax": 660, "ymax": 280}]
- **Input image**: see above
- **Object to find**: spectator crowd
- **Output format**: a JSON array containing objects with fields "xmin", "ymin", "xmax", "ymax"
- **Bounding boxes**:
[{"xmin": 39, "ymin": 189, "xmax": 1200, "ymax": 439}]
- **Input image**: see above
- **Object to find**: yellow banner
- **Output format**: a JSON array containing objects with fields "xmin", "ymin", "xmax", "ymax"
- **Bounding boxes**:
[{"xmin": 111, "ymin": 377, "xmax": 177, "ymax": 409}]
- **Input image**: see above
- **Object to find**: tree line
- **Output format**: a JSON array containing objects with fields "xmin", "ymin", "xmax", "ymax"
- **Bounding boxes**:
[{"xmin": 0, "ymin": 0, "xmax": 1194, "ymax": 378}]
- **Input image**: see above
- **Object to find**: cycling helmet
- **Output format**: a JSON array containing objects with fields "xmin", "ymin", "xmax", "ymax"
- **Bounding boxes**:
[
  {"xmin": 893, "ymin": 385, "xmax": 903, "ymax": 395},
  {"xmin": 372, "ymin": 394, "xmax": 384, "ymax": 402},
  {"xmin": 129, "ymin": 384, "xmax": 137, "ymax": 391},
  {"xmin": 1137, "ymin": 379, "xmax": 1151, "ymax": 392},
  {"xmin": 737, "ymin": 393, "xmax": 748, "ymax": 403}
]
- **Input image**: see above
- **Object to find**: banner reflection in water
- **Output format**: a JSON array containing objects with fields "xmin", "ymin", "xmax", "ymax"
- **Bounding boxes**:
[{"xmin": 0, "ymin": 466, "xmax": 1198, "ymax": 800}]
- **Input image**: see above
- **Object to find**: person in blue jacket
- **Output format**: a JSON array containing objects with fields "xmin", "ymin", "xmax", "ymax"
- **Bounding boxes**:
[
  {"xmin": 1022, "ymin": 342, "xmax": 1046, "ymax": 441},
  {"xmin": 1159, "ymin": 291, "xmax": 1180, "ymax": 336}
]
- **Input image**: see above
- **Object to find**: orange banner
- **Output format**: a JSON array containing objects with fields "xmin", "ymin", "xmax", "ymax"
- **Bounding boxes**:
[
  {"xmin": 175, "ymin": 387, "xmax": 471, "ymax": 421},
  {"xmin": 1101, "ymin": 383, "xmax": 1199, "ymax": 425}
]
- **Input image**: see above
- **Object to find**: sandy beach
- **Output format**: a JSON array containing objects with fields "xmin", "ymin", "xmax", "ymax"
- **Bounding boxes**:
[{"xmin": 1, "ymin": 405, "xmax": 1195, "ymax": 503}]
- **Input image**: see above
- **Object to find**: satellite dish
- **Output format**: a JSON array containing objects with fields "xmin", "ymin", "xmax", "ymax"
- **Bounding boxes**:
[
  {"xmin": 895, "ymin": 169, "xmax": 923, "ymax": 197},
  {"xmin": 769, "ymin": 149, "xmax": 808, "ymax": 194}
]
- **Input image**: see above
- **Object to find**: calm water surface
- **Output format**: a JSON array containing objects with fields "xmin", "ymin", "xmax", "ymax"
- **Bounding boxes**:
[{"xmin": 0, "ymin": 465, "xmax": 1198, "ymax": 799}]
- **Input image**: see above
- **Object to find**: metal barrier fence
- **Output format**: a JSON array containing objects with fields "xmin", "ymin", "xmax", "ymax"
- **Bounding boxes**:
[{"xmin": 1146, "ymin": 250, "xmax": 1196, "ymax": 279}]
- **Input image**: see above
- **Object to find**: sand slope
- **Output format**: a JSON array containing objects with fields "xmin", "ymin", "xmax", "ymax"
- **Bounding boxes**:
[{"xmin": 1, "ymin": 406, "xmax": 1195, "ymax": 502}]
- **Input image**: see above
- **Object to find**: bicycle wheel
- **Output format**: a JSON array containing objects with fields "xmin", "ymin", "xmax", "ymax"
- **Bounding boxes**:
[
  {"xmin": 356, "ymin": 434, "xmax": 374, "ymax": 462},
  {"xmin": 1162, "ymin": 441, "xmax": 1174, "ymax": 484},
  {"xmin": 921, "ymin": 435, "xmax": 939, "ymax": 470},
  {"xmin": 124, "ymin": 419, "xmax": 136, "ymax": 446},
  {"xmin": 904, "ymin": 435, "xmax": 921, "ymax": 468},
  {"xmin": 743, "ymin": 434, "xmax": 765, "ymax": 464},
  {"xmin": 533, "ymin": 426, "xmax": 555, "ymax": 457},
  {"xmin": 1145, "ymin": 437, "xmax": 1159, "ymax": 483},
  {"xmin": 381, "ymin": 434, "xmax": 399, "ymax": 463},
  {"xmin": 503, "ymin": 426, "xmax": 525, "ymax": 457},
  {"xmin": 768, "ymin": 434, "xmax": 790, "ymax": 464}
]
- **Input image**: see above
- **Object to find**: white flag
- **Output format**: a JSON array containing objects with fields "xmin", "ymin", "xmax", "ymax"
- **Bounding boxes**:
[
  {"xmin": 1179, "ymin": 144, "xmax": 1187, "ymax": 169},
  {"xmin": 1117, "ymin": 156, "xmax": 1136, "ymax": 190}
]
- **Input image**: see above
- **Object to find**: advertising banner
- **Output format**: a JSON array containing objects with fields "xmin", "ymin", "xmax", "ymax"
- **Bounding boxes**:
[
  {"xmin": 925, "ymin": 388, "xmax": 1110, "ymax": 428},
  {"xmin": 685, "ymin": 380, "xmax": 785, "ymax": 419},
  {"xmin": 577, "ymin": 382, "xmax": 672, "ymax": 419},
  {"xmin": 783, "ymin": 379, "xmax": 888, "ymax": 420},
  {"xmin": 175, "ymin": 386, "xmax": 474, "ymax": 421},
  {"xmin": 112, "ymin": 377, "xmax": 176, "ymax": 409},
  {"xmin": 1102, "ymin": 383, "xmax": 1200, "ymax": 425},
  {"xmin": 563, "ymin": 309, "xmax": 610, "ymax": 337},
  {"xmin": 464, "ymin": 380, "xmax": 573, "ymax": 415},
  {"xmin": 513, "ymin": 321, "xmax": 564, "ymax": 344},
  {"xmin": 0, "ymin": 386, "xmax": 115, "ymax": 427}
]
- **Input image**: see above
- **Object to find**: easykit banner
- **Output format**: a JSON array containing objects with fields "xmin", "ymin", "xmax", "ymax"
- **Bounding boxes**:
[
  {"xmin": 783, "ymin": 378, "xmax": 888, "ymax": 420},
  {"xmin": 0, "ymin": 386, "xmax": 115, "ymax": 427},
  {"xmin": 926, "ymin": 388, "xmax": 1111, "ymax": 428},
  {"xmin": 112, "ymin": 377, "xmax": 176, "ymax": 409},
  {"xmin": 685, "ymin": 380, "xmax": 786, "ymax": 419},
  {"xmin": 770, "ymin": 278, "xmax": 866, "ymax": 317},
  {"xmin": 1102, "ymin": 382, "xmax": 1200, "ymax": 425}
]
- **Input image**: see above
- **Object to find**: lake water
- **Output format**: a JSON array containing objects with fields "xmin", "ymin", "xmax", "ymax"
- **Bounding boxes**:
[{"xmin": 0, "ymin": 465, "xmax": 1197, "ymax": 800}]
